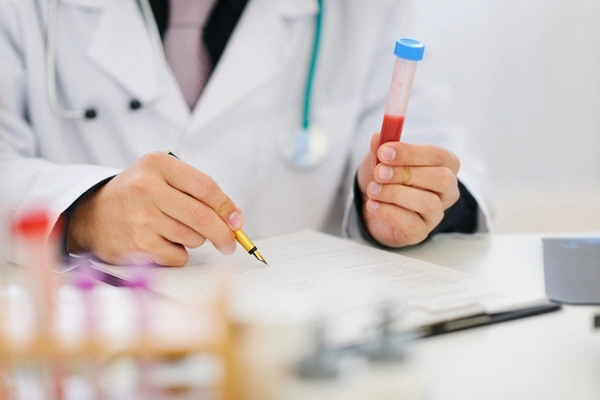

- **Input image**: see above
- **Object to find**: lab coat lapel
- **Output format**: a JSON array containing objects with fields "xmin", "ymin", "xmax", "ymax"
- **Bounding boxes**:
[
  {"xmin": 189, "ymin": 0, "xmax": 319, "ymax": 132},
  {"xmin": 85, "ymin": 0, "xmax": 190, "ymax": 129},
  {"xmin": 60, "ymin": 0, "xmax": 105, "ymax": 8}
]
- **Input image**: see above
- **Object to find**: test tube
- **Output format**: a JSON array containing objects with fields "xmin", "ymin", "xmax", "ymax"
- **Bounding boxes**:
[
  {"xmin": 11, "ymin": 209, "xmax": 63, "ymax": 400},
  {"xmin": 75, "ymin": 271, "xmax": 104, "ymax": 399},
  {"xmin": 126, "ymin": 271, "xmax": 157, "ymax": 399},
  {"xmin": 10, "ymin": 210, "xmax": 56, "ymax": 333},
  {"xmin": 377, "ymin": 38, "xmax": 425, "ymax": 162}
]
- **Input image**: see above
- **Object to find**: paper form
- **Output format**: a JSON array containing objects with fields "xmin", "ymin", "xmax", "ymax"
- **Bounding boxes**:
[{"xmin": 92, "ymin": 230, "xmax": 548, "ymax": 344}]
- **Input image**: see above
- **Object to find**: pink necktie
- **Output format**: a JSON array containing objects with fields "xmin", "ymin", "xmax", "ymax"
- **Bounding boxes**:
[{"xmin": 163, "ymin": 0, "xmax": 217, "ymax": 109}]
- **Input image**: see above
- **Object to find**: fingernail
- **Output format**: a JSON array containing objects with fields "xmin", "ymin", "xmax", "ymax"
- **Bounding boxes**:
[
  {"xmin": 366, "ymin": 200, "xmax": 380, "ymax": 211},
  {"xmin": 380, "ymin": 147, "xmax": 395, "ymax": 161},
  {"xmin": 228, "ymin": 211, "xmax": 243, "ymax": 230},
  {"xmin": 378, "ymin": 165, "xmax": 393, "ymax": 181},
  {"xmin": 368, "ymin": 182, "xmax": 382, "ymax": 196}
]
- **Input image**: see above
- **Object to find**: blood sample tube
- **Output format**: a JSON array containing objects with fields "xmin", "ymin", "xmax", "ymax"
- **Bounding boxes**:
[
  {"xmin": 377, "ymin": 38, "xmax": 425, "ymax": 163},
  {"xmin": 11, "ymin": 209, "xmax": 63, "ymax": 399},
  {"xmin": 11, "ymin": 210, "xmax": 57, "ymax": 334}
]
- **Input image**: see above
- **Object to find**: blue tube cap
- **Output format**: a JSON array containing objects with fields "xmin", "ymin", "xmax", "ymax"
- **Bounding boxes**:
[{"xmin": 393, "ymin": 38, "xmax": 425, "ymax": 61}]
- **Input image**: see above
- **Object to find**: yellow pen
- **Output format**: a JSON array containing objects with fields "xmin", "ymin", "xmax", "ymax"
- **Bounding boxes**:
[{"xmin": 166, "ymin": 151, "xmax": 268, "ymax": 266}]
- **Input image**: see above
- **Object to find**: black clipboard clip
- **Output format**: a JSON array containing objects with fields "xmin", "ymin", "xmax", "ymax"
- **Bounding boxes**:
[{"xmin": 418, "ymin": 302, "xmax": 562, "ymax": 338}]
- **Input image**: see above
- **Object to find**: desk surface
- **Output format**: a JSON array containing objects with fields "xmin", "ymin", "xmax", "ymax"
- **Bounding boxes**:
[{"xmin": 396, "ymin": 232, "xmax": 600, "ymax": 400}]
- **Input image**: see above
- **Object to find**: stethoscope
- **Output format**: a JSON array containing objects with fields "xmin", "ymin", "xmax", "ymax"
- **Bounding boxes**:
[
  {"xmin": 276, "ymin": 0, "xmax": 329, "ymax": 168},
  {"xmin": 40, "ymin": 0, "xmax": 328, "ymax": 168}
]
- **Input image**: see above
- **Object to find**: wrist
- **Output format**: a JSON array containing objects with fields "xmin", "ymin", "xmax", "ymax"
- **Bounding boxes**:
[
  {"xmin": 65, "ymin": 177, "xmax": 113, "ymax": 255},
  {"xmin": 66, "ymin": 194, "xmax": 93, "ymax": 254}
]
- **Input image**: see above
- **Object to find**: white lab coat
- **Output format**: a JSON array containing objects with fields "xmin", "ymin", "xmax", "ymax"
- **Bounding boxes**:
[{"xmin": 0, "ymin": 0, "xmax": 490, "ymax": 249}]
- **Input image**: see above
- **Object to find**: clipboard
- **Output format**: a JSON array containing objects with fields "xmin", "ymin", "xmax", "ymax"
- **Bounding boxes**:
[
  {"xmin": 419, "ymin": 302, "xmax": 561, "ymax": 338},
  {"xmin": 78, "ymin": 258, "xmax": 562, "ymax": 343},
  {"xmin": 72, "ymin": 230, "xmax": 559, "ymax": 346}
]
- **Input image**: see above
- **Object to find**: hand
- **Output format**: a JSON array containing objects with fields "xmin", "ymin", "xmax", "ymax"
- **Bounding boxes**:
[
  {"xmin": 357, "ymin": 133, "xmax": 461, "ymax": 247},
  {"xmin": 67, "ymin": 152, "xmax": 242, "ymax": 266}
]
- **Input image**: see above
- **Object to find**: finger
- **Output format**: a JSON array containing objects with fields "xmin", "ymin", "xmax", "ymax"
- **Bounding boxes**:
[
  {"xmin": 153, "ymin": 186, "xmax": 237, "ymax": 255},
  {"xmin": 358, "ymin": 132, "xmax": 385, "ymax": 194},
  {"xmin": 373, "ymin": 165, "xmax": 460, "ymax": 208},
  {"xmin": 124, "ymin": 229, "xmax": 190, "ymax": 267},
  {"xmin": 369, "ymin": 133, "xmax": 381, "ymax": 167},
  {"xmin": 142, "ymin": 152, "xmax": 242, "ymax": 230},
  {"xmin": 364, "ymin": 200, "xmax": 430, "ymax": 246},
  {"xmin": 377, "ymin": 143, "xmax": 460, "ymax": 174},
  {"xmin": 151, "ymin": 211, "xmax": 207, "ymax": 249},
  {"xmin": 366, "ymin": 183, "xmax": 444, "ymax": 228},
  {"xmin": 147, "ymin": 237, "xmax": 190, "ymax": 267}
]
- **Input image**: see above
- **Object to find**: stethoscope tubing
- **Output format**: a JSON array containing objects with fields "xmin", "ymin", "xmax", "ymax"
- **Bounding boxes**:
[
  {"xmin": 302, "ymin": 0, "xmax": 322, "ymax": 131},
  {"xmin": 38, "ymin": 0, "xmax": 324, "ymax": 157}
]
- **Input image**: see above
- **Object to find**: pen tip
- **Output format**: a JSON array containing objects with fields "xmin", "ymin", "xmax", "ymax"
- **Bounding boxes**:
[{"xmin": 253, "ymin": 250, "xmax": 268, "ymax": 266}]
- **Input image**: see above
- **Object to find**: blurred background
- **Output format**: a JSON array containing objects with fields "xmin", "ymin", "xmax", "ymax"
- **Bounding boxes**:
[{"xmin": 410, "ymin": 0, "xmax": 600, "ymax": 233}]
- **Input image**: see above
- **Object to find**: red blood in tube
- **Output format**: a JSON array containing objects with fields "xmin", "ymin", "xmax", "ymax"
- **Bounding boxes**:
[
  {"xmin": 12, "ymin": 209, "xmax": 50, "ymax": 237},
  {"xmin": 377, "ymin": 114, "xmax": 405, "ymax": 163},
  {"xmin": 380, "ymin": 114, "xmax": 405, "ymax": 144}
]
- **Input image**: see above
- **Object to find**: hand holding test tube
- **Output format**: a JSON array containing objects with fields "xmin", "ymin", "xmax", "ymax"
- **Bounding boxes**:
[{"xmin": 357, "ymin": 37, "xmax": 463, "ymax": 248}]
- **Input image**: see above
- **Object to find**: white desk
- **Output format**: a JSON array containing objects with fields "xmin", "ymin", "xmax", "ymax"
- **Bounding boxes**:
[{"xmin": 395, "ymin": 232, "xmax": 600, "ymax": 400}]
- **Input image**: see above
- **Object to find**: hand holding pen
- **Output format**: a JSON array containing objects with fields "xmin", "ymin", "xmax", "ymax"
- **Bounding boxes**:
[
  {"xmin": 166, "ymin": 151, "xmax": 267, "ymax": 265},
  {"xmin": 66, "ymin": 151, "xmax": 267, "ymax": 267}
]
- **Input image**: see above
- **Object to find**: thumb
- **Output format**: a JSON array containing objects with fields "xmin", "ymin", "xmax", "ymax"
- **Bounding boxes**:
[
  {"xmin": 357, "ymin": 132, "xmax": 381, "ymax": 196},
  {"xmin": 370, "ymin": 132, "xmax": 381, "ymax": 166}
]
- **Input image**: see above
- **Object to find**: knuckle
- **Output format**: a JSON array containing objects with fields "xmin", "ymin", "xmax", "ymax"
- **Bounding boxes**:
[
  {"xmin": 190, "ymin": 205, "xmax": 210, "ymax": 228},
  {"xmin": 410, "ymin": 223, "xmax": 430, "ymax": 244},
  {"xmin": 126, "ymin": 173, "xmax": 147, "ymax": 193},
  {"xmin": 397, "ymin": 145, "xmax": 412, "ymax": 161},
  {"xmin": 448, "ymin": 187, "xmax": 461, "ymax": 206},
  {"xmin": 170, "ymin": 249, "xmax": 189, "ymax": 267},
  {"xmin": 426, "ymin": 145, "xmax": 446, "ymax": 165},
  {"xmin": 132, "ymin": 232, "xmax": 154, "ymax": 253},
  {"xmin": 196, "ymin": 173, "xmax": 217, "ymax": 192},
  {"xmin": 124, "ymin": 170, "xmax": 157, "ymax": 197},
  {"xmin": 454, "ymin": 156, "xmax": 461, "ymax": 173},
  {"xmin": 131, "ymin": 207, "xmax": 153, "ymax": 226},
  {"xmin": 422, "ymin": 194, "xmax": 442, "ymax": 215},
  {"xmin": 140, "ymin": 151, "xmax": 164, "ymax": 166},
  {"xmin": 170, "ymin": 223, "xmax": 188, "ymax": 239},
  {"xmin": 435, "ymin": 210, "xmax": 445, "ymax": 226},
  {"xmin": 404, "ymin": 214, "xmax": 421, "ymax": 233},
  {"xmin": 194, "ymin": 175, "xmax": 235, "ymax": 217},
  {"xmin": 215, "ymin": 198, "xmax": 235, "ymax": 217},
  {"xmin": 188, "ymin": 234, "xmax": 207, "ymax": 249},
  {"xmin": 437, "ymin": 168, "xmax": 457, "ymax": 190},
  {"xmin": 155, "ymin": 248, "xmax": 189, "ymax": 267},
  {"xmin": 171, "ymin": 224, "xmax": 205, "ymax": 248},
  {"xmin": 417, "ymin": 230, "xmax": 429, "ymax": 244}
]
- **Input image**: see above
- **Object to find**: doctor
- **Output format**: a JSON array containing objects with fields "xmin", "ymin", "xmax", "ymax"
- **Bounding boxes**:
[{"xmin": 0, "ymin": 0, "xmax": 490, "ymax": 267}]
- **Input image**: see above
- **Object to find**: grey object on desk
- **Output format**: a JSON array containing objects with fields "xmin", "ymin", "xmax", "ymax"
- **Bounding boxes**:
[
  {"xmin": 296, "ymin": 322, "xmax": 341, "ymax": 380},
  {"xmin": 543, "ymin": 238, "xmax": 600, "ymax": 304},
  {"xmin": 358, "ymin": 305, "xmax": 408, "ymax": 363}
]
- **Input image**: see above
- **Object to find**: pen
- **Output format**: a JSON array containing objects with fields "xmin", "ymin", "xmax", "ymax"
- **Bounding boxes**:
[{"xmin": 165, "ymin": 151, "xmax": 268, "ymax": 266}]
